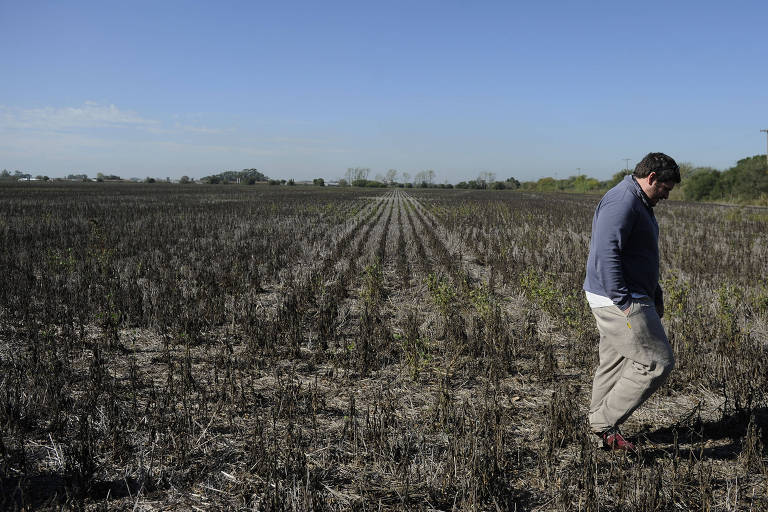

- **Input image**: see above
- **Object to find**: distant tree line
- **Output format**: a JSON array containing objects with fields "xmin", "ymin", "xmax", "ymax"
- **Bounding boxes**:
[
  {"xmin": 519, "ymin": 174, "xmax": 605, "ymax": 193},
  {"xmin": 1, "ymin": 170, "xmax": 34, "ymax": 180},
  {"xmin": 3, "ymin": 154, "xmax": 767, "ymax": 204},
  {"xmin": 680, "ymin": 155, "xmax": 768, "ymax": 202},
  {"xmin": 335, "ymin": 155, "xmax": 768, "ymax": 205},
  {"xmin": 456, "ymin": 172, "xmax": 521, "ymax": 190},
  {"xmin": 202, "ymin": 168, "xmax": 268, "ymax": 184},
  {"xmin": 96, "ymin": 173, "xmax": 122, "ymax": 182},
  {"xmin": 510, "ymin": 155, "xmax": 768, "ymax": 205}
]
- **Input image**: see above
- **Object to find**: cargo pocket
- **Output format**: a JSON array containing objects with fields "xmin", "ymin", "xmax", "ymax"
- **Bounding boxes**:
[
  {"xmin": 628, "ymin": 301, "xmax": 670, "ymax": 368},
  {"xmin": 631, "ymin": 360, "xmax": 655, "ymax": 375}
]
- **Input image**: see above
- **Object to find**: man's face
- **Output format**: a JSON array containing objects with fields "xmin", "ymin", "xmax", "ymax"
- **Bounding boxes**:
[{"xmin": 646, "ymin": 174, "xmax": 675, "ymax": 206}]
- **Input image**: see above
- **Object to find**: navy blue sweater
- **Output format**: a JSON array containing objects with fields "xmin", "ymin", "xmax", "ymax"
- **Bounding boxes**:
[{"xmin": 583, "ymin": 175, "xmax": 662, "ymax": 310}]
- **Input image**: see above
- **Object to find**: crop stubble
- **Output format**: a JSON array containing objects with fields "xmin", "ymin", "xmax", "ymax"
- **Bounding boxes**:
[{"xmin": 1, "ymin": 182, "xmax": 768, "ymax": 510}]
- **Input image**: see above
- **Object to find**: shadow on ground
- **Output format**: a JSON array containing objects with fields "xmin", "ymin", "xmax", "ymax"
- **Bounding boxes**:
[
  {"xmin": 0, "ymin": 473, "xmax": 144, "ymax": 510},
  {"xmin": 637, "ymin": 406, "xmax": 768, "ymax": 462}
]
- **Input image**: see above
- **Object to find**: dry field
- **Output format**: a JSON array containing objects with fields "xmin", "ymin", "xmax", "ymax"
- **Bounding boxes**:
[{"xmin": 1, "ymin": 182, "xmax": 768, "ymax": 510}]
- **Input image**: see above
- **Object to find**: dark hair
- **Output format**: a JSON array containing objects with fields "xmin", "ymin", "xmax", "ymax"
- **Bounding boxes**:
[{"xmin": 633, "ymin": 152, "xmax": 681, "ymax": 183}]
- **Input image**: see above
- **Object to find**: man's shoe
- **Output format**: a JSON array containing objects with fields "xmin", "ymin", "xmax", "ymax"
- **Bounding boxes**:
[{"xmin": 598, "ymin": 427, "xmax": 636, "ymax": 452}]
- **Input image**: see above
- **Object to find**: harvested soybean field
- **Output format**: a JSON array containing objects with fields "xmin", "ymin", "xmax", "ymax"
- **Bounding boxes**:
[{"xmin": 1, "ymin": 183, "xmax": 768, "ymax": 511}]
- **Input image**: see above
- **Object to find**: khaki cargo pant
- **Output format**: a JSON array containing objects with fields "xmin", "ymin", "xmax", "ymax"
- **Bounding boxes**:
[{"xmin": 589, "ymin": 298, "xmax": 674, "ymax": 433}]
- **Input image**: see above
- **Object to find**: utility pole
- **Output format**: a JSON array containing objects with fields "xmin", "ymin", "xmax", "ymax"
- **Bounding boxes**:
[
  {"xmin": 623, "ymin": 158, "xmax": 631, "ymax": 172},
  {"xmin": 761, "ymin": 129, "xmax": 768, "ymax": 167}
]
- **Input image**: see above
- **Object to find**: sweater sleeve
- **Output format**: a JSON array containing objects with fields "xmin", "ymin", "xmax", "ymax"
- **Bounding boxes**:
[
  {"xmin": 655, "ymin": 282, "xmax": 664, "ymax": 317},
  {"xmin": 593, "ymin": 193, "xmax": 635, "ymax": 309}
]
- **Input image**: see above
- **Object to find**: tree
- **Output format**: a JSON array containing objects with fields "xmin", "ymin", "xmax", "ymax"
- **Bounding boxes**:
[
  {"xmin": 678, "ymin": 162, "xmax": 696, "ymax": 180},
  {"xmin": 683, "ymin": 167, "xmax": 722, "ymax": 201},
  {"xmin": 313, "ymin": 178, "xmax": 325, "ymax": 186},
  {"xmin": 96, "ymin": 173, "xmax": 121, "ymax": 181},
  {"xmin": 179, "ymin": 175, "xmax": 192, "ymax": 184},
  {"xmin": 410, "ymin": 169, "xmax": 436, "ymax": 186},
  {"xmin": 346, "ymin": 167, "xmax": 370, "ymax": 183},
  {"xmin": 201, "ymin": 168, "xmax": 268, "ymax": 184},
  {"xmin": 476, "ymin": 171, "xmax": 496, "ymax": 189},
  {"xmin": 720, "ymin": 155, "xmax": 768, "ymax": 200},
  {"xmin": 352, "ymin": 179, "xmax": 386, "ymax": 188},
  {"xmin": 464, "ymin": 180, "xmax": 483, "ymax": 189},
  {"xmin": 567, "ymin": 174, "xmax": 601, "ymax": 193},
  {"xmin": 535, "ymin": 177, "xmax": 557, "ymax": 192},
  {"xmin": 505, "ymin": 177, "xmax": 521, "ymax": 189},
  {"xmin": 240, "ymin": 168, "xmax": 267, "ymax": 181},
  {"xmin": 385, "ymin": 169, "xmax": 398, "ymax": 184}
]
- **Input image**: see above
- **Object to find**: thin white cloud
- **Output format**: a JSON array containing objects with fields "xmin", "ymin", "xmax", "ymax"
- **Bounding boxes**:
[
  {"xmin": 0, "ymin": 102, "xmax": 358, "ymax": 176},
  {"xmin": 176, "ymin": 123, "xmax": 222, "ymax": 134},
  {"xmin": 0, "ymin": 101, "xmax": 159, "ymax": 131},
  {"xmin": 142, "ymin": 122, "xmax": 228, "ymax": 136},
  {"xmin": 0, "ymin": 130, "xmax": 277, "ymax": 161},
  {"xmin": 0, "ymin": 102, "xmax": 233, "ymax": 139}
]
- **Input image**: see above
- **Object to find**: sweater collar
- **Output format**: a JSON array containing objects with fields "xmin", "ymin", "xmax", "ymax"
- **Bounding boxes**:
[{"xmin": 627, "ymin": 175, "xmax": 652, "ymax": 209}]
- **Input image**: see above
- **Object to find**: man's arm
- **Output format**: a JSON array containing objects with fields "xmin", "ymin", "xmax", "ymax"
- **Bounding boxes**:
[
  {"xmin": 592, "ymin": 194, "xmax": 635, "ymax": 311},
  {"xmin": 655, "ymin": 283, "xmax": 664, "ymax": 318}
]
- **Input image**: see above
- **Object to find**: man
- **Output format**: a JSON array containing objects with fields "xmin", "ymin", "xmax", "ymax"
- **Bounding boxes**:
[{"xmin": 583, "ymin": 152, "xmax": 681, "ymax": 451}]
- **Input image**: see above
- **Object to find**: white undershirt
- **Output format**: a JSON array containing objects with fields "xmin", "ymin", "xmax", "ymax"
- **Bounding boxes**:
[{"xmin": 585, "ymin": 291, "xmax": 650, "ymax": 309}]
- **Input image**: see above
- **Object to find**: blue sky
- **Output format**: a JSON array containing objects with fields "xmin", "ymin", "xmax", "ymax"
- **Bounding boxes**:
[{"xmin": 1, "ymin": 0, "xmax": 767, "ymax": 182}]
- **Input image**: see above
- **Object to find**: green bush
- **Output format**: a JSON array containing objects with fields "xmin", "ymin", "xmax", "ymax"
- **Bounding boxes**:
[{"xmin": 683, "ymin": 168, "xmax": 722, "ymax": 201}]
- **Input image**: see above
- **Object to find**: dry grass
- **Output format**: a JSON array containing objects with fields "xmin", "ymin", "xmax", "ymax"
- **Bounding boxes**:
[{"xmin": 1, "ymin": 183, "xmax": 767, "ymax": 510}]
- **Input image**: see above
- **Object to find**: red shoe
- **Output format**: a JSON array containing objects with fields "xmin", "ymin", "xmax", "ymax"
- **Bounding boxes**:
[{"xmin": 598, "ymin": 427, "xmax": 636, "ymax": 453}]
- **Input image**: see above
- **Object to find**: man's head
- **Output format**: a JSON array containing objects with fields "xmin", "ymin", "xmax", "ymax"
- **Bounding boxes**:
[{"xmin": 633, "ymin": 152, "xmax": 680, "ymax": 206}]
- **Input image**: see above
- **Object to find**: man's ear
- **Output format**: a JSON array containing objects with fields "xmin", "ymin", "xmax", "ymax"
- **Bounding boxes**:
[{"xmin": 647, "ymin": 171, "xmax": 657, "ymax": 185}]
